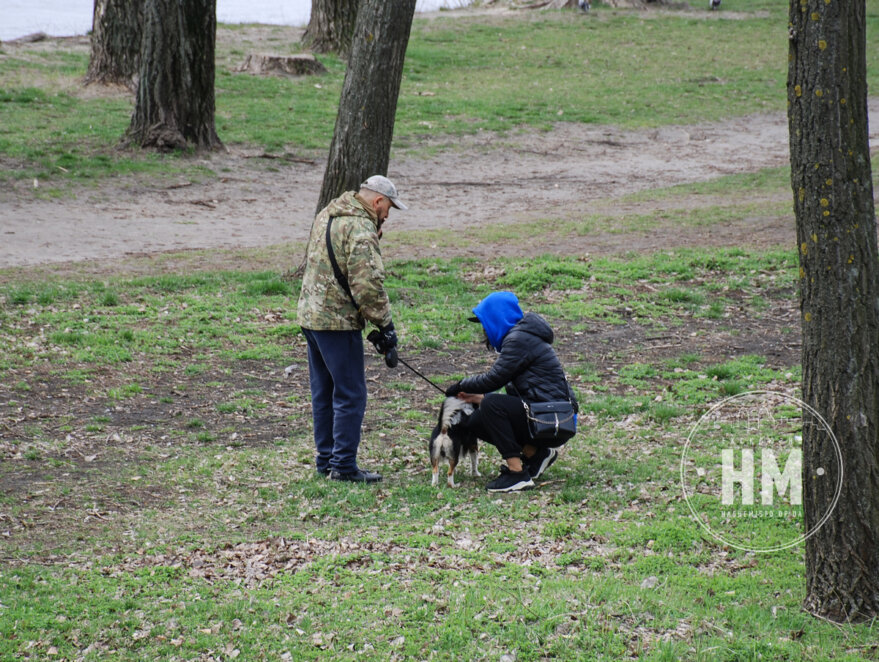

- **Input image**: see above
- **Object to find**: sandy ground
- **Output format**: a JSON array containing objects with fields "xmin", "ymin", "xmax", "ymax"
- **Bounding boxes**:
[
  {"xmin": 2, "ymin": 81, "xmax": 877, "ymax": 269},
  {"xmin": 4, "ymin": 5, "xmax": 877, "ymax": 272}
]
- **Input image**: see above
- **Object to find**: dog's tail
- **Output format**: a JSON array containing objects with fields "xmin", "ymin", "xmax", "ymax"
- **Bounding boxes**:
[{"xmin": 440, "ymin": 396, "xmax": 474, "ymax": 433}]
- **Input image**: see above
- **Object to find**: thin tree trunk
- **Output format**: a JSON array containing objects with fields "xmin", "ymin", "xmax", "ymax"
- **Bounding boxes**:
[
  {"xmin": 84, "ymin": 0, "xmax": 143, "ymax": 89},
  {"xmin": 124, "ymin": 0, "xmax": 222, "ymax": 151},
  {"xmin": 788, "ymin": 0, "xmax": 879, "ymax": 622},
  {"xmin": 303, "ymin": 0, "xmax": 361, "ymax": 56},
  {"xmin": 316, "ymin": 0, "xmax": 417, "ymax": 212}
]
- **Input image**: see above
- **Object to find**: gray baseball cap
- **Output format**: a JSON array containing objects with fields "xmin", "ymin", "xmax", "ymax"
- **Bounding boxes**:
[{"xmin": 360, "ymin": 175, "xmax": 408, "ymax": 210}]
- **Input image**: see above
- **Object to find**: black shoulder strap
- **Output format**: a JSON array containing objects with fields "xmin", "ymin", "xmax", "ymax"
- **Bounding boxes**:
[{"xmin": 325, "ymin": 216, "xmax": 360, "ymax": 311}]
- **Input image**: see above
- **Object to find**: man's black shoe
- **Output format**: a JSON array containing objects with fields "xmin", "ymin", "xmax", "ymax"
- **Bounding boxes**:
[
  {"xmin": 329, "ymin": 469, "xmax": 383, "ymax": 484},
  {"xmin": 316, "ymin": 468, "xmax": 330, "ymax": 477}
]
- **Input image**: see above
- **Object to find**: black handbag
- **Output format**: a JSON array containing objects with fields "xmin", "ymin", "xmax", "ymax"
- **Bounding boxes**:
[{"xmin": 523, "ymin": 400, "xmax": 577, "ymax": 442}]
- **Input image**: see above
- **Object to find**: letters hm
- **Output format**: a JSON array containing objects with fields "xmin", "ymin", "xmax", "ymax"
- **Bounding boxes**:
[{"xmin": 720, "ymin": 449, "xmax": 802, "ymax": 506}]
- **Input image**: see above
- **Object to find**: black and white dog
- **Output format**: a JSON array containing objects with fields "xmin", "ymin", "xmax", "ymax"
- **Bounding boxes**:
[{"xmin": 429, "ymin": 397, "xmax": 481, "ymax": 488}]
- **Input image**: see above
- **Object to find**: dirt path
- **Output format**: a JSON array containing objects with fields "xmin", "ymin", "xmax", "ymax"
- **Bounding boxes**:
[{"xmin": 3, "ymin": 101, "xmax": 879, "ymax": 270}]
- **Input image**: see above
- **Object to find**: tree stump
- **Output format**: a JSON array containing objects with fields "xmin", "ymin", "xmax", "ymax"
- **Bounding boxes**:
[
  {"xmin": 8, "ymin": 32, "xmax": 48, "ymax": 43},
  {"xmin": 234, "ymin": 54, "xmax": 327, "ymax": 77},
  {"xmin": 601, "ymin": 0, "xmax": 676, "ymax": 6},
  {"xmin": 518, "ymin": 0, "xmax": 579, "ymax": 8}
]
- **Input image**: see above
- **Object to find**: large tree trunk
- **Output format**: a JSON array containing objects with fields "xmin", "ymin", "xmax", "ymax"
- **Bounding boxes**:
[
  {"xmin": 303, "ymin": 0, "xmax": 361, "ymax": 56},
  {"xmin": 84, "ymin": 0, "xmax": 143, "ymax": 89},
  {"xmin": 788, "ymin": 0, "xmax": 879, "ymax": 622},
  {"xmin": 124, "ymin": 0, "xmax": 223, "ymax": 151},
  {"xmin": 316, "ymin": 0, "xmax": 417, "ymax": 212}
]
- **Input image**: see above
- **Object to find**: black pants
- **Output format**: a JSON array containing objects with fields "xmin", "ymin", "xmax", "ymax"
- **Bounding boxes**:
[{"xmin": 467, "ymin": 393, "xmax": 568, "ymax": 460}]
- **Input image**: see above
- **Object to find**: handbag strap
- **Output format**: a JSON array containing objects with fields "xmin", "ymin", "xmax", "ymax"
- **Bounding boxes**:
[{"xmin": 325, "ymin": 216, "xmax": 360, "ymax": 312}]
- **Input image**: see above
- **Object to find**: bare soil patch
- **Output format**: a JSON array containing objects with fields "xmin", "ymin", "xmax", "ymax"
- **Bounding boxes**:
[
  {"xmin": 1, "ymin": 107, "xmax": 805, "ymax": 271},
  {"xmin": 8, "ymin": 96, "xmax": 879, "ymax": 275}
]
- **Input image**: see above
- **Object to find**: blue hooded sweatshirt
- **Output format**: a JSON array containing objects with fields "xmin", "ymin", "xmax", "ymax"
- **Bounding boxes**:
[
  {"xmin": 471, "ymin": 291, "xmax": 524, "ymax": 351},
  {"xmin": 461, "ymin": 292, "xmax": 574, "ymax": 409}
]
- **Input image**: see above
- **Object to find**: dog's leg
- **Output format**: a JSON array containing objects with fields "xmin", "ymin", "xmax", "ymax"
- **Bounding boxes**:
[
  {"xmin": 469, "ymin": 449, "xmax": 481, "ymax": 477},
  {"xmin": 447, "ymin": 456, "xmax": 458, "ymax": 488},
  {"xmin": 431, "ymin": 457, "xmax": 439, "ymax": 486}
]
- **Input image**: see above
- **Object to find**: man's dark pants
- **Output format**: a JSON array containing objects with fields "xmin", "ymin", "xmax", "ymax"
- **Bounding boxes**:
[{"xmin": 302, "ymin": 328, "xmax": 367, "ymax": 474}]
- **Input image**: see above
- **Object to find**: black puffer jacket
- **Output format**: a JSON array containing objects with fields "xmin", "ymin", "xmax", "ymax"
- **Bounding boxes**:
[{"xmin": 460, "ymin": 312, "xmax": 577, "ymax": 407}]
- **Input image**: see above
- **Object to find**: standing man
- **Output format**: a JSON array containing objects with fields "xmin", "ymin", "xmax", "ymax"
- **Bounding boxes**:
[{"xmin": 297, "ymin": 175, "xmax": 406, "ymax": 483}]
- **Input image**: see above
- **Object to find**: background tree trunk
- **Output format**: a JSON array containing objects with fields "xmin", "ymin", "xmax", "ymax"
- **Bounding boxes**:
[
  {"xmin": 303, "ymin": 0, "xmax": 361, "ymax": 56},
  {"xmin": 316, "ymin": 0, "xmax": 417, "ymax": 212},
  {"xmin": 84, "ymin": 0, "xmax": 143, "ymax": 89},
  {"xmin": 788, "ymin": 0, "xmax": 879, "ymax": 622},
  {"xmin": 124, "ymin": 0, "xmax": 222, "ymax": 151}
]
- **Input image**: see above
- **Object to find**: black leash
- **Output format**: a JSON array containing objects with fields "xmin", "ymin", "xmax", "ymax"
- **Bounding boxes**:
[
  {"xmin": 366, "ymin": 330, "xmax": 447, "ymax": 395},
  {"xmin": 396, "ymin": 355, "xmax": 446, "ymax": 395}
]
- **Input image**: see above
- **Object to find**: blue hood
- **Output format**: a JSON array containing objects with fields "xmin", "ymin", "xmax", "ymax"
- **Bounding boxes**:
[{"xmin": 472, "ymin": 291, "xmax": 524, "ymax": 350}]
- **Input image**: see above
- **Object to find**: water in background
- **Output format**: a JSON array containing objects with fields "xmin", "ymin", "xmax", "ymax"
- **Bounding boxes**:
[{"xmin": 1, "ymin": 0, "xmax": 468, "ymax": 41}]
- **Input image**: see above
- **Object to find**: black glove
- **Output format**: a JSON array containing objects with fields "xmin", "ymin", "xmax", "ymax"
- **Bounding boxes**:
[
  {"xmin": 384, "ymin": 346, "xmax": 398, "ymax": 369},
  {"xmin": 445, "ymin": 381, "xmax": 463, "ymax": 397},
  {"xmin": 378, "ymin": 322, "xmax": 398, "ymax": 352},
  {"xmin": 367, "ymin": 325, "xmax": 399, "ymax": 370},
  {"xmin": 366, "ymin": 329, "xmax": 383, "ymax": 355}
]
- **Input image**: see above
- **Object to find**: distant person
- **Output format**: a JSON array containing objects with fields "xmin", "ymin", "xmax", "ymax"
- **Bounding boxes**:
[
  {"xmin": 297, "ymin": 175, "xmax": 407, "ymax": 483},
  {"xmin": 710, "ymin": 0, "xmax": 721, "ymax": 9},
  {"xmin": 445, "ymin": 292, "xmax": 578, "ymax": 493},
  {"xmin": 579, "ymin": 0, "xmax": 590, "ymax": 12}
]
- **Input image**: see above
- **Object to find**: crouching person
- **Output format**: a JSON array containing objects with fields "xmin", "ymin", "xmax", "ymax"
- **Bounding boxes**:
[{"xmin": 446, "ymin": 291, "xmax": 578, "ymax": 493}]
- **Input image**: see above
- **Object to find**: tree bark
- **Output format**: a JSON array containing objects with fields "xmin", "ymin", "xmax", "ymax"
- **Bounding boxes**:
[
  {"xmin": 788, "ymin": 0, "xmax": 879, "ymax": 622},
  {"xmin": 316, "ymin": 0, "xmax": 417, "ymax": 212},
  {"xmin": 303, "ymin": 0, "xmax": 361, "ymax": 56},
  {"xmin": 84, "ymin": 0, "xmax": 143, "ymax": 89},
  {"xmin": 124, "ymin": 0, "xmax": 223, "ymax": 152}
]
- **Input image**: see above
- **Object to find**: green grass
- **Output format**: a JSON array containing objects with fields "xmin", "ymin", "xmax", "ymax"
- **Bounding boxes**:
[
  {"xmin": 397, "ymin": 7, "xmax": 791, "ymax": 140},
  {"xmin": 622, "ymin": 164, "xmax": 793, "ymax": 203},
  {"xmin": 0, "ymin": 248, "xmax": 795, "ymax": 375},
  {"xmin": 3, "ymin": 3, "xmax": 879, "ymax": 657},
  {"xmin": 3, "ymin": 377, "xmax": 868, "ymax": 661},
  {"xmin": 5, "ymin": 3, "xmax": 879, "ymax": 185}
]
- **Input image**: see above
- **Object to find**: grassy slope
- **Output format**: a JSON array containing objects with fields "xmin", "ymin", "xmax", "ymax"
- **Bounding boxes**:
[
  {"xmin": 4, "ymin": 1, "xmax": 879, "ymax": 181},
  {"xmin": 3, "ymin": 2, "xmax": 879, "ymax": 661}
]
